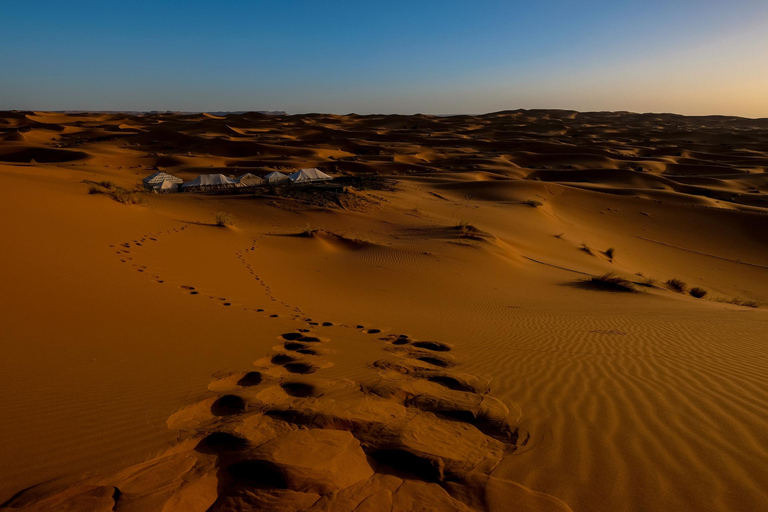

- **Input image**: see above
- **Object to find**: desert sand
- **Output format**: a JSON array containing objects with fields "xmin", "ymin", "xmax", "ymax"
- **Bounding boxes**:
[{"xmin": 0, "ymin": 110, "xmax": 766, "ymax": 511}]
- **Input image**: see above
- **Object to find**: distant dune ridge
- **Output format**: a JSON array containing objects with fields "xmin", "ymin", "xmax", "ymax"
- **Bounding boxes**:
[{"xmin": 0, "ymin": 109, "xmax": 766, "ymax": 512}]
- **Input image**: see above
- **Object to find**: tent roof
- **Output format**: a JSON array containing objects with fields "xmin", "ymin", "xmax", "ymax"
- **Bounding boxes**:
[
  {"xmin": 289, "ymin": 168, "xmax": 333, "ymax": 182},
  {"xmin": 182, "ymin": 174, "xmax": 237, "ymax": 188},
  {"xmin": 143, "ymin": 171, "xmax": 183, "ymax": 184},
  {"xmin": 265, "ymin": 171, "xmax": 289, "ymax": 179}
]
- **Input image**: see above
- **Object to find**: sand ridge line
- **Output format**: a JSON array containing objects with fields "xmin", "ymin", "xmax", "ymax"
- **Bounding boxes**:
[
  {"xmin": 522, "ymin": 256, "xmax": 593, "ymax": 276},
  {"xmin": 635, "ymin": 236, "xmax": 768, "ymax": 270}
]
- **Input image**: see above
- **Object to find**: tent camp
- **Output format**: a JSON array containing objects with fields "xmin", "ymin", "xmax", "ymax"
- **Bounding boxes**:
[
  {"xmin": 289, "ymin": 168, "xmax": 333, "ymax": 183},
  {"xmin": 142, "ymin": 171, "xmax": 183, "ymax": 191},
  {"xmin": 264, "ymin": 171, "xmax": 290, "ymax": 185},
  {"xmin": 237, "ymin": 173, "xmax": 264, "ymax": 187},
  {"xmin": 181, "ymin": 174, "xmax": 238, "ymax": 191}
]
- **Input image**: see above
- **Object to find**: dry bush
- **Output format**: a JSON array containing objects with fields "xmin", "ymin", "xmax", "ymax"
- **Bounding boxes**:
[
  {"xmin": 581, "ymin": 243, "xmax": 594, "ymax": 255},
  {"xmin": 522, "ymin": 199, "xmax": 543, "ymax": 207},
  {"xmin": 98, "ymin": 180, "xmax": 115, "ymax": 189},
  {"xmin": 586, "ymin": 272, "xmax": 636, "ymax": 292},
  {"xmin": 717, "ymin": 297, "xmax": 760, "ymax": 308},
  {"xmin": 110, "ymin": 187, "xmax": 144, "ymax": 205},
  {"xmin": 666, "ymin": 278, "xmax": 687, "ymax": 293},
  {"xmin": 300, "ymin": 223, "xmax": 318, "ymax": 237},
  {"xmin": 689, "ymin": 287, "xmax": 707, "ymax": 298},
  {"xmin": 88, "ymin": 185, "xmax": 103, "ymax": 195},
  {"xmin": 456, "ymin": 221, "xmax": 481, "ymax": 239},
  {"xmin": 605, "ymin": 247, "xmax": 615, "ymax": 259},
  {"xmin": 214, "ymin": 211, "xmax": 235, "ymax": 227}
]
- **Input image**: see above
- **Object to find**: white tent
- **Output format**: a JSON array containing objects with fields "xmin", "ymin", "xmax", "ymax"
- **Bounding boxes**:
[
  {"xmin": 182, "ymin": 174, "xmax": 238, "ymax": 191},
  {"xmin": 237, "ymin": 173, "xmax": 264, "ymax": 187},
  {"xmin": 157, "ymin": 180, "xmax": 180, "ymax": 193},
  {"xmin": 142, "ymin": 171, "xmax": 183, "ymax": 191},
  {"xmin": 264, "ymin": 171, "xmax": 290, "ymax": 184},
  {"xmin": 289, "ymin": 168, "xmax": 333, "ymax": 183}
]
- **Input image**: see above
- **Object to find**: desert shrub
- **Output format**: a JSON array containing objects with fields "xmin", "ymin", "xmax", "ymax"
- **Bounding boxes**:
[
  {"xmin": 299, "ymin": 223, "xmax": 318, "ymax": 237},
  {"xmin": 554, "ymin": 233, "xmax": 564, "ymax": 239},
  {"xmin": 522, "ymin": 199, "xmax": 543, "ymax": 207},
  {"xmin": 637, "ymin": 276, "xmax": 656, "ymax": 287},
  {"xmin": 88, "ymin": 185, "xmax": 103, "ymax": 195},
  {"xmin": 586, "ymin": 272, "xmax": 636, "ymax": 292},
  {"xmin": 605, "ymin": 247, "xmax": 615, "ymax": 259},
  {"xmin": 581, "ymin": 243, "xmax": 594, "ymax": 255},
  {"xmin": 666, "ymin": 278, "xmax": 687, "ymax": 293},
  {"xmin": 689, "ymin": 287, "xmax": 707, "ymax": 298},
  {"xmin": 718, "ymin": 297, "xmax": 760, "ymax": 308},
  {"xmin": 214, "ymin": 211, "xmax": 235, "ymax": 227},
  {"xmin": 98, "ymin": 180, "xmax": 115, "ymax": 189},
  {"xmin": 456, "ymin": 220, "xmax": 481, "ymax": 239},
  {"xmin": 110, "ymin": 187, "xmax": 144, "ymax": 205}
]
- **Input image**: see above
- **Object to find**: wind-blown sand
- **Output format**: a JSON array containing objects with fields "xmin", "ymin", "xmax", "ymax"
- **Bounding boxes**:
[{"xmin": 0, "ymin": 110, "xmax": 766, "ymax": 511}]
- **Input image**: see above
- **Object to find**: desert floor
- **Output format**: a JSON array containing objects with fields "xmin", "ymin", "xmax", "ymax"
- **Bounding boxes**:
[{"xmin": 1, "ymin": 110, "xmax": 767, "ymax": 511}]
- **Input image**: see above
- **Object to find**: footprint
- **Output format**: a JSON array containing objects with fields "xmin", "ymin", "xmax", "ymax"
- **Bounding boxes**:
[
  {"xmin": 416, "ymin": 356, "xmax": 455, "ymax": 368},
  {"xmin": 237, "ymin": 371, "xmax": 263, "ymax": 387},
  {"xmin": 283, "ymin": 362, "xmax": 316, "ymax": 375},
  {"xmin": 211, "ymin": 395, "xmax": 247, "ymax": 416},
  {"xmin": 280, "ymin": 381, "xmax": 317, "ymax": 398},
  {"xmin": 271, "ymin": 354, "xmax": 296, "ymax": 365},
  {"xmin": 196, "ymin": 432, "xmax": 249, "ymax": 454},
  {"xmin": 412, "ymin": 341, "xmax": 452, "ymax": 352}
]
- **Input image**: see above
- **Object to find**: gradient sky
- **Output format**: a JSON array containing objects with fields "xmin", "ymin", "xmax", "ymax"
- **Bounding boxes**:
[{"xmin": 2, "ymin": 1, "xmax": 768, "ymax": 117}]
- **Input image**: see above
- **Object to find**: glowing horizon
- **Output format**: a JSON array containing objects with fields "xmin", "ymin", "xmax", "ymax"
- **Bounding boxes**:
[{"xmin": 2, "ymin": 0, "xmax": 768, "ymax": 118}]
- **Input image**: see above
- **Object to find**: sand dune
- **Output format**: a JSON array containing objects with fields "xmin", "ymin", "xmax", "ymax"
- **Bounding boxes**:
[{"xmin": 0, "ymin": 110, "xmax": 767, "ymax": 511}]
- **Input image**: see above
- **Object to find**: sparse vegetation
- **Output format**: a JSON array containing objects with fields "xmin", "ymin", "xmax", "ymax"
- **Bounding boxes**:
[
  {"xmin": 554, "ymin": 233, "xmax": 564, "ymax": 239},
  {"xmin": 581, "ymin": 243, "xmax": 594, "ymax": 255},
  {"xmin": 214, "ymin": 211, "xmax": 235, "ymax": 227},
  {"xmin": 605, "ymin": 247, "xmax": 615, "ymax": 259},
  {"xmin": 87, "ymin": 181, "xmax": 144, "ymax": 205},
  {"xmin": 522, "ymin": 199, "xmax": 543, "ymax": 208},
  {"xmin": 586, "ymin": 272, "xmax": 636, "ymax": 292},
  {"xmin": 300, "ymin": 223, "xmax": 318, "ymax": 237},
  {"xmin": 689, "ymin": 287, "xmax": 707, "ymax": 298},
  {"xmin": 716, "ymin": 297, "xmax": 760, "ymax": 308},
  {"xmin": 110, "ymin": 186, "xmax": 144, "ymax": 205},
  {"xmin": 637, "ymin": 276, "xmax": 656, "ymax": 287},
  {"xmin": 666, "ymin": 278, "xmax": 687, "ymax": 293},
  {"xmin": 456, "ymin": 220, "xmax": 481, "ymax": 239}
]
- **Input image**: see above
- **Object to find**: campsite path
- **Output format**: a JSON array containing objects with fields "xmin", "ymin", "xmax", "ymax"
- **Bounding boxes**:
[
  {"xmin": 112, "ymin": 225, "xmax": 309, "ymax": 321},
  {"xmin": 95, "ymin": 223, "xmax": 569, "ymax": 511}
]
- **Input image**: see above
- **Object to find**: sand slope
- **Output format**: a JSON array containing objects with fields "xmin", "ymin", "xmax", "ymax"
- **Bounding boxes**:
[{"xmin": 1, "ymin": 110, "xmax": 767, "ymax": 511}]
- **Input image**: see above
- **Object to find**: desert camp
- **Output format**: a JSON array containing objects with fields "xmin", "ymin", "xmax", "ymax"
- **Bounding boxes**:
[
  {"xmin": 2, "ymin": 2, "xmax": 768, "ymax": 512},
  {"xmin": 149, "ymin": 168, "xmax": 336, "ymax": 194}
]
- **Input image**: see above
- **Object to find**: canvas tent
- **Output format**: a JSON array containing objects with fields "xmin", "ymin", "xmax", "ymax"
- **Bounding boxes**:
[
  {"xmin": 289, "ymin": 168, "xmax": 333, "ymax": 183},
  {"xmin": 264, "ymin": 171, "xmax": 290, "ymax": 185},
  {"xmin": 237, "ymin": 173, "xmax": 264, "ymax": 187},
  {"xmin": 181, "ymin": 174, "xmax": 238, "ymax": 191},
  {"xmin": 142, "ymin": 171, "xmax": 183, "ymax": 191},
  {"xmin": 157, "ymin": 180, "xmax": 180, "ymax": 193}
]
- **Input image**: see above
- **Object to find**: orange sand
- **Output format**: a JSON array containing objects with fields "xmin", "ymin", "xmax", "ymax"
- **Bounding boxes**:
[{"xmin": 0, "ymin": 110, "xmax": 766, "ymax": 511}]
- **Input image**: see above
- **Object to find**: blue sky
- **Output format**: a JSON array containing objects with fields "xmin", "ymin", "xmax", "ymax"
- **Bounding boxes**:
[{"xmin": 2, "ymin": 1, "xmax": 768, "ymax": 116}]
